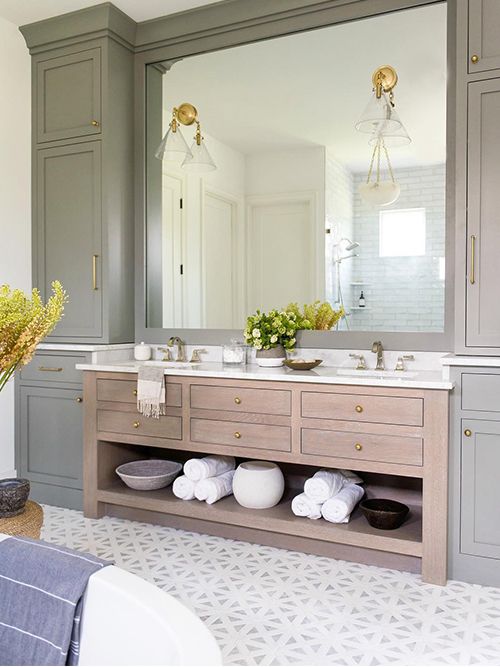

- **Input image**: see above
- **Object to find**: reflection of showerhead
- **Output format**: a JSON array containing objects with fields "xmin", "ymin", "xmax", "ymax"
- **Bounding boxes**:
[{"xmin": 343, "ymin": 239, "xmax": 360, "ymax": 251}]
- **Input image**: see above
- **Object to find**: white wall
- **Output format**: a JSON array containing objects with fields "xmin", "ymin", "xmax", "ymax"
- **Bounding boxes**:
[{"xmin": 0, "ymin": 17, "xmax": 31, "ymax": 478}]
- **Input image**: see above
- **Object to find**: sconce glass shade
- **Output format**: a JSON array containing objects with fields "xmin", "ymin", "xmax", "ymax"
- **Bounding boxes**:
[
  {"xmin": 368, "ymin": 123, "xmax": 411, "ymax": 148},
  {"xmin": 358, "ymin": 181, "xmax": 401, "ymax": 207},
  {"xmin": 155, "ymin": 125, "xmax": 193, "ymax": 162},
  {"xmin": 356, "ymin": 92, "xmax": 411, "ymax": 146},
  {"xmin": 182, "ymin": 139, "xmax": 217, "ymax": 172}
]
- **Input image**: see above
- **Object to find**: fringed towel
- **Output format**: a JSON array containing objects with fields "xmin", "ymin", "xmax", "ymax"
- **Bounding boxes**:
[{"xmin": 136, "ymin": 365, "xmax": 166, "ymax": 418}]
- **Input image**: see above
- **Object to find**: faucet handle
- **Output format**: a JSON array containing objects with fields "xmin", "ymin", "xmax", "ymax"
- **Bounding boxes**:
[
  {"xmin": 190, "ymin": 349, "xmax": 207, "ymax": 363},
  {"xmin": 158, "ymin": 347, "xmax": 172, "ymax": 361},
  {"xmin": 395, "ymin": 355, "xmax": 415, "ymax": 372},
  {"xmin": 349, "ymin": 353, "xmax": 367, "ymax": 370}
]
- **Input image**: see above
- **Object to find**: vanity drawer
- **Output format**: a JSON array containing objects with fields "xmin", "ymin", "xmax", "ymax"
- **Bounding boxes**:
[
  {"xmin": 190, "ymin": 418, "xmax": 291, "ymax": 452},
  {"xmin": 301, "ymin": 428, "xmax": 423, "ymax": 466},
  {"xmin": 461, "ymin": 373, "xmax": 500, "ymax": 412},
  {"xmin": 301, "ymin": 391, "xmax": 423, "ymax": 426},
  {"xmin": 97, "ymin": 409, "xmax": 182, "ymax": 440},
  {"xmin": 96, "ymin": 378, "xmax": 182, "ymax": 407},
  {"xmin": 190, "ymin": 384, "xmax": 291, "ymax": 416},
  {"xmin": 20, "ymin": 354, "xmax": 85, "ymax": 384}
]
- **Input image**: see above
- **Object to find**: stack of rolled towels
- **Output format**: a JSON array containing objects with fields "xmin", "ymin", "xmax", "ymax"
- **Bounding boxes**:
[
  {"xmin": 173, "ymin": 455, "xmax": 235, "ymax": 505},
  {"xmin": 291, "ymin": 468, "xmax": 364, "ymax": 523}
]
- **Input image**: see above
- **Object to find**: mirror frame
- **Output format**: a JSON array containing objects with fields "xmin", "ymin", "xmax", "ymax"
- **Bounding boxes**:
[{"xmin": 135, "ymin": 0, "xmax": 454, "ymax": 351}]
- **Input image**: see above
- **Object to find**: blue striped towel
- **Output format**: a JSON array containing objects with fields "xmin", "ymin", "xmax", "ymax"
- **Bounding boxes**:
[{"xmin": 0, "ymin": 536, "xmax": 110, "ymax": 666}]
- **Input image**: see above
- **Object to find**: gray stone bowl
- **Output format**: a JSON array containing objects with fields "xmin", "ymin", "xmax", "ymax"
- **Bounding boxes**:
[
  {"xmin": 0, "ymin": 478, "xmax": 30, "ymax": 518},
  {"xmin": 116, "ymin": 459, "xmax": 182, "ymax": 491}
]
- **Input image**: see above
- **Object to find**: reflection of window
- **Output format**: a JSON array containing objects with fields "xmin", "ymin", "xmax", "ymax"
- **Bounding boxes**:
[{"xmin": 379, "ymin": 208, "xmax": 426, "ymax": 257}]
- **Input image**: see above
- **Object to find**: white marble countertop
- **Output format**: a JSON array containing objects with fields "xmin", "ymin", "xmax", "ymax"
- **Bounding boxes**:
[
  {"xmin": 75, "ymin": 360, "xmax": 453, "ymax": 390},
  {"xmin": 38, "ymin": 343, "xmax": 134, "ymax": 352},
  {"xmin": 441, "ymin": 354, "xmax": 500, "ymax": 367}
]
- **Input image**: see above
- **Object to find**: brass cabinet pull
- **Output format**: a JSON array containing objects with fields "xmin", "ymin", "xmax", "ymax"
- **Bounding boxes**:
[
  {"xmin": 355, "ymin": 443, "xmax": 363, "ymax": 451},
  {"xmin": 234, "ymin": 431, "xmax": 241, "ymax": 439},
  {"xmin": 91, "ymin": 119, "xmax": 100, "ymax": 127},
  {"xmin": 133, "ymin": 389, "xmax": 138, "ymax": 396},
  {"xmin": 76, "ymin": 397, "xmax": 83, "ymax": 403},
  {"xmin": 464, "ymin": 429, "xmax": 472, "ymax": 437},
  {"xmin": 38, "ymin": 366, "xmax": 63, "ymax": 372},
  {"xmin": 471, "ymin": 54, "xmax": 479, "ymax": 64},
  {"xmin": 469, "ymin": 235, "xmax": 476, "ymax": 285},
  {"xmin": 133, "ymin": 421, "xmax": 140, "ymax": 429},
  {"xmin": 355, "ymin": 405, "xmax": 363, "ymax": 413},
  {"xmin": 92, "ymin": 254, "xmax": 99, "ymax": 290},
  {"xmin": 234, "ymin": 397, "xmax": 241, "ymax": 405}
]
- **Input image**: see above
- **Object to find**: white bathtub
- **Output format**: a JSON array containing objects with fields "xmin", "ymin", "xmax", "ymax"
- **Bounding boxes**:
[{"xmin": 0, "ymin": 534, "xmax": 221, "ymax": 666}]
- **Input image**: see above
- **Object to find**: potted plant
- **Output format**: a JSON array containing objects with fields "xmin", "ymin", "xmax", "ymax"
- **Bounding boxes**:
[
  {"xmin": 286, "ymin": 301, "xmax": 345, "ymax": 331},
  {"xmin": 244, "ymin": 309, "xmax": 311, "ymax": 367}
]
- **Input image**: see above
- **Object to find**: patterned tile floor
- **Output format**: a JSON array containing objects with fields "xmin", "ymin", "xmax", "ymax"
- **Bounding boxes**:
[{"xmin": 41, "ymin": 505, "xmax": 500, "ymax": 666}]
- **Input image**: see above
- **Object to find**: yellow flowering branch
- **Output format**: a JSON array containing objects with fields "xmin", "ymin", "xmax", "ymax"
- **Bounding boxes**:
[{"xmin": 0, "ymin": 281, "xmax": 67, "ymax": 392}]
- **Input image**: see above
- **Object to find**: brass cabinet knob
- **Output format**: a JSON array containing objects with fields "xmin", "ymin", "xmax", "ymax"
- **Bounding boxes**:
[
  {"xmin": 133, "ymin": 421, "xmax": 140, "ymax": 429},
  {"xmin": 234, "ymin": 397, "xmax": 241, "ymax": 405},
  {"xmin": 76, "ymin": 397, "xmax": 83, "ymax": 403},
  {"xmin": 355, "ymin": 443, "xmax": 363, "ymax": 451},
  {"xmin": 234, "ymin": 431, "xmax": 241, "ymax": 439},
  {"xmin": 355, "ymin": 405, "xmax": 363, "ymax": 413},
  {"xmin": 91, "ymin": 119, "xmax": 100, "ymax": 127},
  {"xmin": 464, "ymin": 429, "xmax": 472, "ymax": 437},
  {"xmin": 471, "ymin": 54, "xmax": 479, "ymax": 64},
  {"xmin": 133, "ymin": 389, "xmax": 138, "ymax": 396}
]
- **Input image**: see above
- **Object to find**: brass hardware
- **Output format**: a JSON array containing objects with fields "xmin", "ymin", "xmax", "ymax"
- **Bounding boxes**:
[
  {"xmin": 91, "ymin": 120, "xmax": 100, "ymax": 127},
  {"xmin": 471, "ymin": 55, "xmax": 479, "ymax": 64},
  {"xmin": 355, "ymin": 405, "xmax": 363, "ymax": 413},
  {"xmin": 464, "ymin": 429, "xmax": 472, "ymax": 437},
  {"xmin": 168, "ymin": 336, "xmax": 186, "ymax": 362},
  {"xmin": 355, "ymin": 443, "xmax": 363, "ymax": 451},
  {"xmin": 371, "ymin": 340, "xmax": 385, "ymax": 370},
  {"xmin": 395, "ymin": 355, "xmax": 415, "ymax": 372},
  {"xmin": 158, "ymin": 347, "xmax": 172, "ymax": 362},
  {"xmin": 349, "ymin": 353, "xmax": 367, "ymax": 370},
  {"xmin": 372, "ymin": 65, "xmax": 398, "ymax": 99},
  {"xmin": 133, "ymin": 389, "xmax": 138, "ymax": 396},
  {"xmin": 92, "ymin": 254, "xmax": 99, "ymax": 290},
  {"xmin": 175, "ymin": 103, "xmax": 198, "ymax": 126},
  {"xmin": 190, "ymin": 349, "xmax": 206, "ymax": 363},
  {"xmin": 38, "ymin": 366, "xmax": 63, "ymax": 372},
  {"xmin": 76, "ymin": 397, "xmax": 83, "ymax": 403},
  {"xmin": 133, "ymin": 421, "xmax": 140, "ymax": 429},
  {"xmin": 469, "ymin": 235, "xmax": 476, "ymax": 285},
  {"xmin": 234, "ymin": 397, "xmax": 241, "ymax": 405},
  {"xmin": 234, "ymin": 431, "xmax": 241, "ymax": 439}
]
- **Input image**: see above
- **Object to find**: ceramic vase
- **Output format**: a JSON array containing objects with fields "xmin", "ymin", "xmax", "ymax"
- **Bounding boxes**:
[
  {"xmin": 232, "ymin": 461, "xmax": 285, "ymax": 509},
  {"xmin": 255, "ymin": 344, "xmax": 286, "ymax": 367}
]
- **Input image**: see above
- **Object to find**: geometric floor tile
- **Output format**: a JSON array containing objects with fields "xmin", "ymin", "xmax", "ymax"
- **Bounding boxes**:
[{"xmin": 41, "ymin": 505, "xmax": 500, "ymax": 666}]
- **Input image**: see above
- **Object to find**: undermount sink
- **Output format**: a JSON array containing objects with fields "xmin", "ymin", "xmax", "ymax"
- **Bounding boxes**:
[
  {"xmin": 336, "ymin": 368, "xmax": 418, "ymax": 379},
  {"xmin": 144, "ymin": 360, "xmax": 200, "ymax": 369}
]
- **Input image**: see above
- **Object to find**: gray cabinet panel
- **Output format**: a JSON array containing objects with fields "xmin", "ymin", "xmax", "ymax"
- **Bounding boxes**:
[
  {"xmin": 461, "ymin": 418, "xmax": 500, "ymax": 559},
  {"xmin": 19, "ymin": 385, "xmax": 83, "ymax": 490},
  {"xmin": 36, "ymin": 48, "xmax": 101, "ymax": 143},
  {"xmin": 461, "ymin": 373, "xmax": 500, "ymax": 412},
  {"xmin": 36, "ymin": 142, "xmax": 102, "ymax": 339},
  {"xmin": 466, "ymin": 79, "xmax": 500, "ymax": 347},
  {"xmin": 20, "ymin": 353, "xmax": 85, "ymax": 384},
  {"xmin": 468, "ymin": 0, "xmax": 500, "ymax": 74}
]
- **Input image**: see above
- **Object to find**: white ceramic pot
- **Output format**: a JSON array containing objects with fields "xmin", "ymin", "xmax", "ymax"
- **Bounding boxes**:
[
  {"xmin": 255, "ymin": 344, "xmax": 286, "ymax": 367},
  {"xmin": 232, "ymin": 461, "xmax": 285, "ymax": 509}
]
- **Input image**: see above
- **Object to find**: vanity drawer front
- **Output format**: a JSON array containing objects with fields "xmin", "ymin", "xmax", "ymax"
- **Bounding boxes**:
[
  {"xmin": 461, "ymin": 373, "xmax": 500, "ymax": 412},
  {"xmin": 191, "ymin": 418, "xmax": 291, "ymax": 452},
  {"xmin": 96, "ymin": 378, "xmax": 182, "ymax": 407},
  {"xmin": 190, "ymin": 384, "xmax": 291, "ymax": 416},
  {"xmin": 20, "ymin": 354, "xmax": 85, "ymax": 384},
  {"xmin": 301, "ymin": 428, "xmax": 423, "ymax": 466},
  {"xmin": 301, "ymin": 391, "xmax": 423, "ymax": 426},
  {"xmin": 97, "ymin": 410, "xmax": 182, "ymax": 440}
]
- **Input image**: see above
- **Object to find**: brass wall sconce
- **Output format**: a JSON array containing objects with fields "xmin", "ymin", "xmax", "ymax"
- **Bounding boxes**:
[{"xmin": 155, "ymin": 102, "xmax": 216, "ymax": 172}]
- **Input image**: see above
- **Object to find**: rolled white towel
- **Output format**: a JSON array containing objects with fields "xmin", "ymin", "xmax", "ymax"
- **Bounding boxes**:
[
  {"xmin": 195, "ymin": 470, "xmax": 235, "ymax": 504},
  {"xmin": 321, "ymin": 484, "xmax": 365, "ymax": 524},
  {"xmin": 172, "ymin": 475, "xmax": 197, "ymax": 500},
  {"xmin": 184, "ymin": 455, "xmax": 236, "ymax": 482},
  {"xmin": 291, "ymin": 492, "xmax": 323, "ymax": 520},
  {"xmin": 338, "ymin": 469, "xmax": 364, "ymax": 485},
  {"xmin": 304, "ymin": 469, "xmax": 346, "ymax": 504}
]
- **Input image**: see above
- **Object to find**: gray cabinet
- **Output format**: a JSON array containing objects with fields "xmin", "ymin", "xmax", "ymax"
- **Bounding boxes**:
[
  {"xmin": 36, "ymin": 48, "xmax": 101, "ymax": 143},
  {"xmin": 468, "ymin": 0, "xmax": 500, "ymax": 74},
  {"xmin": 466, "ymin": 79, "xmax": 500, "ymax": 348},
  {"xmin": 36, "ymin": 142, "xmax": 102, "ymax": 339}
]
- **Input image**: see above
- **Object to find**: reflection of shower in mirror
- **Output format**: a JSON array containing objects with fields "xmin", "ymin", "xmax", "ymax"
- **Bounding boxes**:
[{"xmin": 333, "ymin": 238, "xmax": 361, "ymax": 330}]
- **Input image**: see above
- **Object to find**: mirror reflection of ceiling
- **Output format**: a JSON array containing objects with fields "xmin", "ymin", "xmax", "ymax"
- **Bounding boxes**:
[{"xmin": 160, "ymin": 3, "xmax": 446, "ymax": 171}]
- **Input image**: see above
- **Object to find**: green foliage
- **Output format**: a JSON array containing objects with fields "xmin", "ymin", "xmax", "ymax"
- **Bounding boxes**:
[
  {"xmin": 244, "ymin": 309, "xmax": 311, "ymax": 351},
  {"xmin": 286, "ymin": 301, "xmax": 345, "ymax": 331}
]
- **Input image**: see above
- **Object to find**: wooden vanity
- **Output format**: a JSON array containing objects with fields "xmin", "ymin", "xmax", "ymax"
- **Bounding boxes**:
[{"xmin": 82, "ymin": 370, "xmax": 449, "ymax": 585}]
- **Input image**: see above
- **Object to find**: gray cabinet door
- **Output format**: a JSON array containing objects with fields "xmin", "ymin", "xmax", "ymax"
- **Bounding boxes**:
[
  {"xmin": 36, "ymin": 142, "xmax": 102, "ymax": 339},
  {"xmin": 19, "ymin": 385, "xmax": 83, "ymax": 491},
  {"xmin": 36, "ymin": 48, "xmax": 101, "ymax": 143},
  {"xmin": 466, "ymin": 79, "xmax": 500, "ymax": 347},
  {"xmin": 461, "ymin": 419, "xmax": 500, "ymax": 559},
  {"xmin": 469, "ymin": 0, "xmax": 500, "ymax": 74}
]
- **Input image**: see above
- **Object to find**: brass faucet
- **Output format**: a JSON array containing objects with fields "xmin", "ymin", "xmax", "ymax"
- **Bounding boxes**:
[
  {"xmin": 371, "ymin": 340, "xmax": 384, "ymax": 370},
  {"xmin": 168, "ymin": 336, "xmax": 186, "ymax": 362},
  {"xmin": 349, "ymin": 353, "xmax": 367, "ymax": 370}
]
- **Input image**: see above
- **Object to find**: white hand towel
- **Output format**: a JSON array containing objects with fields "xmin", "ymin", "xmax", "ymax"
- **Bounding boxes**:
[
  {"xmin": 194, "ymin": 470, "xmax": 235, "ymax": 504},
  {"xmin": 338, "ymin": 469, "xmax": 364, "ymax": 485},
  {"xmin": 136, "ymin": 365, "xmax": 166, "ymax": 419},
  {"xmin": 291, "ymin": 492, "xmax": 323, "ymax": 520},
  {"xmin": 184, "ymin": 455, "xmax": 236, "ymax": 482},
  {"xmin": 172, "ymin": 475, "xmax": 197, "ymax": 500},
  {"xmin": 304, "ymin": 469, "xmax": 346, "ymax": 504},
  {"xmin": 321, "ymin": 484, "xmax": 365, "ymax": 524}
]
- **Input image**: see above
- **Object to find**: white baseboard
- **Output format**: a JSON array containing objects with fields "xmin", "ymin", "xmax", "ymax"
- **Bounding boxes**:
[{"xmin": 0, "ymin": 469, "xmax": 17, "ymax": 479}]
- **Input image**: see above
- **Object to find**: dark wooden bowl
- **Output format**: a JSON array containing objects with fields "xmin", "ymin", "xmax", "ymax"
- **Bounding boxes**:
[
  {"xmin": 360, "ymin": 498, "xmax": 409, "ymax": 530},
  {"xmin": 283, "ymin": 359, "xmax": 323, "ymax": 371},
  {"xmin": 0, "ymin": 478, "xmax": 30, "ymax": 518}
]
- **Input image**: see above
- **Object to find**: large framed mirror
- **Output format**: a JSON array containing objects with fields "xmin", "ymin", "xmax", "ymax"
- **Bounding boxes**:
[{"xmin": 137, "ymin": 0, "xmax": 453, "ymax": 349}]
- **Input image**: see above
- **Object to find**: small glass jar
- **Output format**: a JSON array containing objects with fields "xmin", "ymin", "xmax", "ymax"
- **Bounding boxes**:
[{"xmin": 222, "ymin": 339, "xmax": 247, "ymax": 365}]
